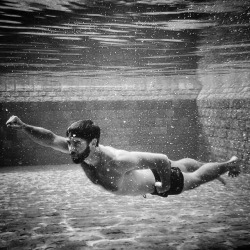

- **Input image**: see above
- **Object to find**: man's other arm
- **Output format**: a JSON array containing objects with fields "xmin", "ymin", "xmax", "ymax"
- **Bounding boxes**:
[{"xmin": 116, "ymin": 151, "xmax": 171, "ymax": 193}]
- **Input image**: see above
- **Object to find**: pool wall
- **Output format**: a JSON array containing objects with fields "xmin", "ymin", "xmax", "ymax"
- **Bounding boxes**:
[
  {"xmin": 1, "ymin": 72, "xmax": 249, "ymax": 170},
  {"xmin": 197, "ymin": 71, "xmax": 250, "ymax": 168},
  {"xmin": 0, "ymin": 75, "xmax": 200, "ymax": 166}
]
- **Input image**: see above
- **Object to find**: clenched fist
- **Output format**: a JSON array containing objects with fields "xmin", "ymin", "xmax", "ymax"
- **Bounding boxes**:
[{"xmin": 6, "ymin": 115, "xmax": 25, "ymax": 129}]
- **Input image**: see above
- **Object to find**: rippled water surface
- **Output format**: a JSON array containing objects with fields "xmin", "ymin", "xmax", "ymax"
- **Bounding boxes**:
[{"xmin": 0, "ymin": 0, "xmax": 249, "ymax": 78}]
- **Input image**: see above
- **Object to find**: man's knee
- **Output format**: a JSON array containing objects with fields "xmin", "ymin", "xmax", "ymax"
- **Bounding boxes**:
[
  {"xmin": 183, "ymin": 172, "xmax": 202, "ymax": 191},
  {"xmin": 173, "ymin": 158, "xmax": 203, "ymax": 173}
]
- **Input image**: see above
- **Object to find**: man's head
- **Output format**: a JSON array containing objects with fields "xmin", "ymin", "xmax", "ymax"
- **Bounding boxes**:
[{"xmin": 66, "ymin": 120, "xmax": 100, "ymax": 163}]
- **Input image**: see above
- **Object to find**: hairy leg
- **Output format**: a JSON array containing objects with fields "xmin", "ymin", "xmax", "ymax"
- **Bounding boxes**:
[{"xmin": 182, "ymin": 156, "xmax": 240, "ymax": 191}]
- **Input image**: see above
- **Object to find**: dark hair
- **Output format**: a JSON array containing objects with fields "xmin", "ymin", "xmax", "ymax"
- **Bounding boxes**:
[{"xmin": 66, "ymin": 120, "xmax": 100, "ymax": 146}]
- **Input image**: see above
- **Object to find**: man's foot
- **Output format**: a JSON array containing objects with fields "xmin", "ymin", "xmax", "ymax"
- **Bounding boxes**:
[
  {"xmin": 227, "ymin": 156, "xmax": 241, "ymax": 177},
  {"xmin": 228, "ymin": 156, "xmax": 238, "ymax": 163}
]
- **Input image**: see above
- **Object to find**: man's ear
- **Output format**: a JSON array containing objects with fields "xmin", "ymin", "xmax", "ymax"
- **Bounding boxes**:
[{"xmin": 90, "ymin": 138, "xmax": 97, "ymax": 148}]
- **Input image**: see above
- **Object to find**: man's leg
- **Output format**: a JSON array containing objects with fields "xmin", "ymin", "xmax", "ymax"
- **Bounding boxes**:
[
  {"xmin": 182, "ymin": 156, "xmax": 240, "ymax": 191},
  {"xmin": 171, "ymin": 158, "xmax": 227, "ymax": 185},
  {"xmin": 171, "ymin": 158, "xmax": 204, "ymax": 173}
]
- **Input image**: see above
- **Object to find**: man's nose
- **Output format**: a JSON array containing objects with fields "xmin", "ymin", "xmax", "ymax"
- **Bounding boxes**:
[
  {"xmin": 70, "ymin": 150, "xmax": 78, "ymax": 156},
  {"xmin": 68, "ymin": 145, "xmax": 76, "ymax": 153}
]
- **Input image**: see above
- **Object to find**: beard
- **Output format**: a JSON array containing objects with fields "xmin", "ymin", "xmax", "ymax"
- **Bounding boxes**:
[{"xmin": 71, "ymin": 146, "xmax": 90, "ymax": 164}]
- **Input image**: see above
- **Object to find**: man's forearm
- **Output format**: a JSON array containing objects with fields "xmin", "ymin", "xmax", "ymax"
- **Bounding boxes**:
[
  {"xmin": 155, "ymin": 159, "xmax": 171, "ymax": 192},
  {"xmin": 22, "ymin": 124, "xmax": 56, "ymax": 147}
]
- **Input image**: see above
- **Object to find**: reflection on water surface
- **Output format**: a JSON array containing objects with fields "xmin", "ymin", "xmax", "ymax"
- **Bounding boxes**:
[{"xmin": 0, "ymin": 0, "xmax": 249, "ymax": 78}]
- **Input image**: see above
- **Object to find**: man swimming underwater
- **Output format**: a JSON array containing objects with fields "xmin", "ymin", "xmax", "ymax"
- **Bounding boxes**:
[{"xmin": 6, "ymin": 116, "xmax": 240, "ymax": 197}]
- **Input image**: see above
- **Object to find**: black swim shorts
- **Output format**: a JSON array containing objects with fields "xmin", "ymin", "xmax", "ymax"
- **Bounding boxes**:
[{"xmin": 151, "ymin": 166, "xmax": 184, "ymax": 197}]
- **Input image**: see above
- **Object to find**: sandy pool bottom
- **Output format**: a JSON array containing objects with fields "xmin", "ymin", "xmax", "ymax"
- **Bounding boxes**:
[{"xmin": 0, "ymin": 164, "xmax": 250, "ymax": 250}]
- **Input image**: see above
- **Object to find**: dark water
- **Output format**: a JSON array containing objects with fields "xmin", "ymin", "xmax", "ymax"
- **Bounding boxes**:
[{"xmin": 0, "ymin": 0, "xmax": 249, "ymax": 78}]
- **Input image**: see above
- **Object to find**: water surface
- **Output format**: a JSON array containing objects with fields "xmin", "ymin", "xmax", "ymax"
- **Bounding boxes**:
[{"xmin": 0, "ymin": 0, "xmax": 249, "ymax": 78}]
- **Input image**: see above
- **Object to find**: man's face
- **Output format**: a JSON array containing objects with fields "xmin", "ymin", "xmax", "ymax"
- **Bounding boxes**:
[{"xmin": 67, "ymin": 136, "xmax": 90, "ymax": 164}]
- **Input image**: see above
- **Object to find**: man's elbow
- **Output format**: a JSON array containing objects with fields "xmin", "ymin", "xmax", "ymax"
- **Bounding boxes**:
[{"xmin": 161, "ymin": 157, "xmax": 171, "ymax": 169}]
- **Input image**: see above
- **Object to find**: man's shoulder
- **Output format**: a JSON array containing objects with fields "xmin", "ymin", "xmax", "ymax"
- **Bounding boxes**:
[
  {"xmin": 100, "ymin": 145, "xmax": 168, "ymax": 162},
  {"xmin": 100, "ymin": 144, "xmax": 128, "ymax": 153},
  {"xmin": 99, "ymin": 145, "xmax": 129, "ymax": 160}
]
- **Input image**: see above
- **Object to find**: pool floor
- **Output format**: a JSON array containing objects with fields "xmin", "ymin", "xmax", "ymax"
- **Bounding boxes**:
[{"xmin": 0, "ymin": 164, "xmax": 250, "ymax": 250}]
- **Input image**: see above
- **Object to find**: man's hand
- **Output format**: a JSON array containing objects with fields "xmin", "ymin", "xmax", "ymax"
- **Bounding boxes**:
[
  {"xmin": 155, "ymin": 181, "xmax": 170, "ymax": 194},
  {"xmin": 154, "ymin": 158, "xmax": 171, "ymax": 194},
  {"xmin": 6, "ymin": 115, "xmax": 25, "ymax": 129},
  {"xmin": 155, "ymin": 165, "xmax": 171, "ymax": 194},
  {"xmin": 155, "ymin": 181, "xmax": 163, "ymax": 192}
]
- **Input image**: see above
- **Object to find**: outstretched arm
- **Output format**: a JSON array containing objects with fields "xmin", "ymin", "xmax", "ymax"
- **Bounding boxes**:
[{"xmin": 6, "ymin": 115, "xmax": 69, "ymax": 154}]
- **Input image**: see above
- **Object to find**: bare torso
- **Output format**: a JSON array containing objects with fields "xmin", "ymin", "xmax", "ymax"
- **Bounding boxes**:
[{"xmin": 81, "ymin": 145, "xmax": 156, "ymax": 196}]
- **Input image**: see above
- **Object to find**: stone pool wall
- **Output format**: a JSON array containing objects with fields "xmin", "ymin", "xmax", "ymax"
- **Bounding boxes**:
[
  {"xmin": 196, "ymin": 71, "xmax": 250, "ymax": 169},
  {"xmin": 0, "ymin": 73, "xmax": 249, "ymax": 169},
  {"xmin": 0, "ymin": 75, "xmax": 201, "ymax": 167}
]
